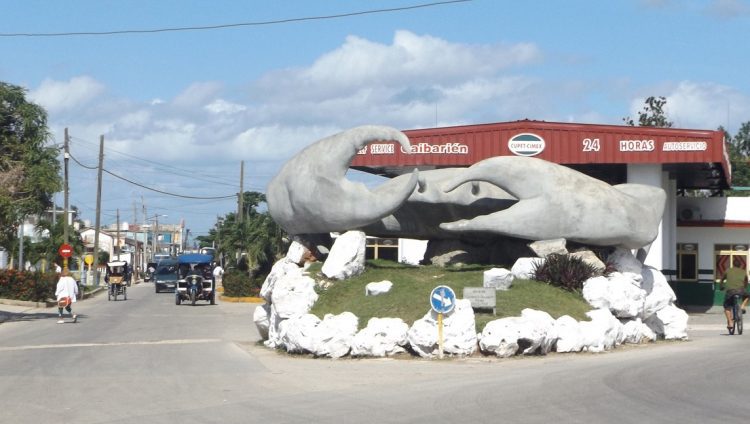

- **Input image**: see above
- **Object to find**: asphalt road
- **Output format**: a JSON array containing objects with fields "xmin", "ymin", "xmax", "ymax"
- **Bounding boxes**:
[{"xmin": 0, "ymin": 283, "xmax": 748, "ymax": 424}]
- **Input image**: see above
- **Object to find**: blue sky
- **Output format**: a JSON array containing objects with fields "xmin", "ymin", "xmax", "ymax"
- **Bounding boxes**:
[{"xmin": 2, "ymin": 0, "xmax": 750, "ymax": 240}]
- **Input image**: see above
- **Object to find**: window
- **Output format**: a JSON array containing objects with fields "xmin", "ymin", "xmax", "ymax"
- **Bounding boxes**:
[
  {"xmin": 714, "ymin": 244, "xmax": 748, "ymax": 282},
  {"xmin": 676, "ymin": 243, "xmax": 698, "ymax": 281},
  {"xmin": 366, "ymin": 237, "xmax": 398, "ymax": 261}
]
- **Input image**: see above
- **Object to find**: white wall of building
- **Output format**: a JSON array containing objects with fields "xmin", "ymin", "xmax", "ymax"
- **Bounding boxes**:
[
  {"xmin": 398, "ymin": 238, "xmax": 428, "ymax": 265},
  {"xmin": 627, "ymin": 164, "xmax": 670, "ymax": 270}
]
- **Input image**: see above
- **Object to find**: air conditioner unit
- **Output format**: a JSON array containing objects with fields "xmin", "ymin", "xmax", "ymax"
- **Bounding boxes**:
[{"xmin": 679, "ymin": 206, "xmax": 701, "ymax": 221}]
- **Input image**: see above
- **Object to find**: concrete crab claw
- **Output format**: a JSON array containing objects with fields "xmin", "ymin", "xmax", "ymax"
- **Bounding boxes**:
[
  {"xmin": 439, "ymin": 156, "xmax": 666, "ymax": 249},
  {"xmin": 267, "ymin": 125, "xmax": 419, "ymax": 235}
]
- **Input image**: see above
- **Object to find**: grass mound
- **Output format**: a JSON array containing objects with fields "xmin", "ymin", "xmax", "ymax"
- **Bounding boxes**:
[{"xmin": 309, "ymin": 259, "xmax": 592, "ymax": 332}]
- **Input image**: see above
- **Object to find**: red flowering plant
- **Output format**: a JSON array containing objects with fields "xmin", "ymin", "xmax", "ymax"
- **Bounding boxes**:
[{"xmin": 0, "ymin": 270, "xmax": 57, "ymax": 302}]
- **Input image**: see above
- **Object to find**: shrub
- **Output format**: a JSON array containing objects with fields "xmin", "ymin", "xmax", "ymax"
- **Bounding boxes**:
[
  {"xmin": 0, "ymin": 270, "xmax": 57, "ymax": 301},
  {"xmin": 532, "ymin": 254, "xmax": 599, "ymax": 292},
  {"xmin": 222, "ymin": 271, "xmax": 262, "ymax": 297}
]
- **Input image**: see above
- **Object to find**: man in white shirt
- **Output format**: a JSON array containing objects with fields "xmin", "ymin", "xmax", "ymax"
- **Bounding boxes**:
[
  {"xmin": 55, "ymin": 269, "xmax": 79, "ymax": 324},
  {"xmin": 212, "ymin": 263, "xmax": 224, "ymax": 290}
]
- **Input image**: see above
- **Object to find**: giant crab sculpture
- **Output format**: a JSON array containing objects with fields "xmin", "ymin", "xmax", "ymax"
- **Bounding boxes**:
[{"xmin": 267, "ymin": 126, "xmax": 666, "ymax": 251}]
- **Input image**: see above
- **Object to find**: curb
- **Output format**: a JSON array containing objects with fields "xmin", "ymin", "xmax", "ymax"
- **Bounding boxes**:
[
  {"xmin": 0, "ymin": 287, "xmax": 107, "ymax": 309},
  {"xmin": 219, "ymin": 295, "xmax": 265, "ymax": 304}
]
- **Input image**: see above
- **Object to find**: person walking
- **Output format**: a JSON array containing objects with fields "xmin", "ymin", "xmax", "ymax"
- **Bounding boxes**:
[
  {"xmin": 55, "ymin": 269, "xmax": 79, "ymax": 324},
  {"xmin": 212, "ymin": 263, "xmax": 224, "ymax": 290}
]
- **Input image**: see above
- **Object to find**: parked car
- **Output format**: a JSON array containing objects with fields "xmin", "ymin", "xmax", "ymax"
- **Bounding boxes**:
[{"xmin": 154, "ymin": 259, "xmax": 179, "ymax": 293}]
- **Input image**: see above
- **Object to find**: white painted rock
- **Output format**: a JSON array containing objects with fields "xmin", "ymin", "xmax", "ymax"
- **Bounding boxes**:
[
  {"xmin": 253, "ymin": 303, "xmax": 271, "ymax": 340},
  {"xmin": 407, "ymin": 299, "xmax": 477, "ymax": 357},
  {"xmin": 553, "ymin": 315, "xmax": 583, "ymax": 353},
  {"xmin": 478, "ymin": 317, "xmax": 521, "ymax": 358},
  {"xmin": 580, "ymin": 308, "xmax": 623, "ymax": 353},
  {"xmin": 640, "ymin": 266, "xmax": 677, "ymax": 319},
  {"xmin": 260, "ymin": 258, "xmax": 304, "ymax": 301},
  {"xmin": 645, "ymin": 304, "xmax": 689, "ymax": 340},
  {"xmin": 278, "ymin": 314, "xmax": 321, "ymax": 354},
  {"xmin": 271, "ymin": 274, "xmax": 319, "ymax": 319},
  {"xmin": 312, "ymin": 312, "xmax": 359, "ymax": 358},
  {"xmin": 322, "ymin": 230, "xmax": 366, "ymax": 280},
  {"xmin": 351, "ymin": 317, "xmax": 409, "ymax": 357},
  {"xmin": 582, "ymin": 273, "xmax": 645, "ymax": 318},
  {"xmin": 285, "ymin": 241, "xmax": 310, "ymax": 265},
  {"xmin": 365, "ymin": 280, "xmax": 393, "ymax": 296},
  {"xmin": 510, "ymin": 257, "xmax": 545, "ymax": 280},
  {"xmin": 518, "ymin": 309, "xmax": 556, "ymax": 355},
  {"xmin": 620, "ymin": 318, "xmax": 656, "ymax": 344},
  {"xmin": 483, "ymin": 268, "xmax": 513, "ymax": 291}
]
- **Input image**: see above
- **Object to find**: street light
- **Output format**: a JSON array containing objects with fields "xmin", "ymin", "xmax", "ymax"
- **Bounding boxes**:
[{"xmin": 145, "ymin": 214, "xmax": 167, "ymax": 261}]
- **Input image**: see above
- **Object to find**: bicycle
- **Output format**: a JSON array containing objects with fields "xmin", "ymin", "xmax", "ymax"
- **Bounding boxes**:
[{"xmin": 729, "ymin": 293, "xmax": 744, "ymax": 335}]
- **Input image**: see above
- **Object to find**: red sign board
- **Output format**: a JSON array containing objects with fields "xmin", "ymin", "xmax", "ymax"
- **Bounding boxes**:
[{"xmin": 58, "ymin": 243, "xmax": 73, "ymax": 258}]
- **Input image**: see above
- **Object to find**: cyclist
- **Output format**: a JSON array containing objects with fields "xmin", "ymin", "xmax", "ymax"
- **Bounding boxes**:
[{"xmin": 720, "ymin": 266, "xmax": 749, "ymax": 333}]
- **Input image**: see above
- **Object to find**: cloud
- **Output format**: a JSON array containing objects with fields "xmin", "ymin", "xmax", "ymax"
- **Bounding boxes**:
[
  {"xmin": 625, "ymin": 81, "xmax": 750, "ymax": 132},
  {"xmin": 29, "ymin": 76, "xmax": 105, "ymax": 114},
  {"xmin": 704, "ymin": 0, "xmax": 750, "ymax": 18}
]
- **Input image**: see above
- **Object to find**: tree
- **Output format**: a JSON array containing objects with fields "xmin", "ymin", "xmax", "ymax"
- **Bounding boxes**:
[
  {"xmin": 196, "ymin": 191, "xmax": 285, "ymax": 279},
  {"xmin": 0, "ymin": 82, "xmax": 62, "ymax": 249},
  {"xmin": 623, "ymin": 96, "xmax": 673, "ymax": 128},
  {"xmin": 724, "ymin": 123, "xmax": 750, "ymax": 196}
]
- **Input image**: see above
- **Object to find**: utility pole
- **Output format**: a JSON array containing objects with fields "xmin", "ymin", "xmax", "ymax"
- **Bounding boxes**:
[
  {"xmin": 238, "ymin": 160, "xmax": 244, "ymax": 222},
  {"xmin": 63, "ymin": 128, "xmax": 70, "ymax": 244},
  {"xmin": 116, "ymin": 208, "xmax": 120, "ymax": 261},
  {"xmin": 142, "ymin": 199, "xmax": 147, "ymax": 265},
  {"xmin": 92, "ymin": 136, "xmax": 104, "ymax": 285}
]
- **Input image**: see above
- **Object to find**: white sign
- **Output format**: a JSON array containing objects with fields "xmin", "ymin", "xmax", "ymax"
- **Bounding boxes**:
[
  {"xmin": 508, "ymin": 133, "xmax": 545, "ymax": 156},
  {"xmin": 663, "ymin": 141, "xmax": 708, "ymax": 151},
  {"xmin": 619, "ymin": 139, "xmax": 655, "ymax": 152}
]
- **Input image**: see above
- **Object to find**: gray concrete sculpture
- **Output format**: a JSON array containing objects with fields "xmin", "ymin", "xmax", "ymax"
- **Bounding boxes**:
[{"xmin": 266, "ymin": 125, "xmax": 666, "ymax": 250}]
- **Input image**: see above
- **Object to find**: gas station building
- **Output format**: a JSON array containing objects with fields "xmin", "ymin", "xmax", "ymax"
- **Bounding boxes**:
[{"xmin": 351, "ymin": 120, "xmax": 744, "ymax": 307}]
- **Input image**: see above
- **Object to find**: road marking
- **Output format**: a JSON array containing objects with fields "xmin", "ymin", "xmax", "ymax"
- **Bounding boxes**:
[{"xmin": 0, "ymin": 338, "xmax": 222, "ymax": 352}]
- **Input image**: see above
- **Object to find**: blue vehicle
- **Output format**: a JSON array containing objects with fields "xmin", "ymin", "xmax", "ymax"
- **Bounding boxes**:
[{"xmin": 175, "ymin": 253, "xmax": 216, "ymax": 306}]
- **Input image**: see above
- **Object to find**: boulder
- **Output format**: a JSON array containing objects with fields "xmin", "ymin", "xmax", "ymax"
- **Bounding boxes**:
[
  {"xmin": 570, "ymin": 250, "xmax": 606, "ymax": 275},
  {"xmin": 322, "ymin": 231, "xmax": 366, "ymax": 280},
  {"xmin": 620, "ymin": 318, "xmax": 656, "ymax": 344},
  {"xmin": 518, "ymin": 309, "xmax": 556, "ymax": 355},
  {"xmin": 553, "ymin": 315, "xmax": 583, "ymax": 353},
  {"xmin": 528, "ymin": 238, "xmax": 568, "ymax": 258},
  {"xmin": 285, "ymin": 241, "xmax": 310, "ymax": 266},
  {"xmin": 579, "ymin": 308, "xmax": 623, "ymax": 353},
  {"xmin": 278, "ymin": 314, "xmax": 321, "ymax": 354},
  {"xmin": 312, "ymin": 312, "xmax": 359, "ymax": 358},
  {"xmin": 640, "ymin": 266, "xmax": 677, "ymax": 319},
  {"xmin": 483, "ymin": 268, "xmax": 513, "ymax": 291},
  {"xmin": 351, "ymin": 317, "xmax": 410, "ymax": 357},
  {"xmin": 407, "ymin": 299, "xmax": 477, "ymax": 357},
  {"xmin": 260, "ymin": 258, "xmax": 304, "ymax": 302},
  {"xmin": 645, "ymin": 304, "xmax": 689, "ymax": 340},
  {"xmin": 582, "ymin": 273, "xmax": 646, "ymax": 318},
  {"xmin": 253, "ymin": 303, "xmax": 271, "ymax": 340},
  {"xmin": 511, "ymin": 257, "xmax": 545, "ymax": 280},
  {"xmin": 607, "ymin": 247, "xmax": 644, "ymax": 277},
  {"xmin": 271, "ymin": 274, "xmax": 319, "ymax": 319},
  {"xmin": 365, "ymin": 280, "xmax": 393, "ymax": 296},
  {"xmin": 478, "ymin": 317, "xmax": 521, "ymax": 357}
]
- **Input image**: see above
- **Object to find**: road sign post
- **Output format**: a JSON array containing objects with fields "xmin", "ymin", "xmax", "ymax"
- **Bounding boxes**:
[
  {"xmin": 58, "ymin": 243, "xmax": 73, "ymax": 271},
  {"xmin": 430, "ymin": 285, "xmax": 456, "ymax": 359}
]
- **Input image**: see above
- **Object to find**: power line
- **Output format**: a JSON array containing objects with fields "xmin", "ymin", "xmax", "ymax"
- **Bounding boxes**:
[
  {"xmin": 0, "ymin": 1, "xmax": 471, "ymax": 37},
  {"xmin": 69, "ymin": 135, "xmax": 238, "ymax": 186},
  {"xmin": 69, "ymin": 151, "xmax": 236, "ymax": 200}
]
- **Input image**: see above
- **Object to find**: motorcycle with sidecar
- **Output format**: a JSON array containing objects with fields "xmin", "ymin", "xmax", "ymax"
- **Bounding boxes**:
[
  {"xmin": 106, "ymin": 261, "xmax": 129, "ymax": 301},
  {"xmin": 175, "ymin": 254, "xmax": 216, "ymax": 306}
]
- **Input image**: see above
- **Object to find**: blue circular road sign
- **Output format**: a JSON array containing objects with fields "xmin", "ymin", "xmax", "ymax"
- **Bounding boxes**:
[{"xmin": 430, "ymin": 285, "xmax": 456, "ymax": 314}]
